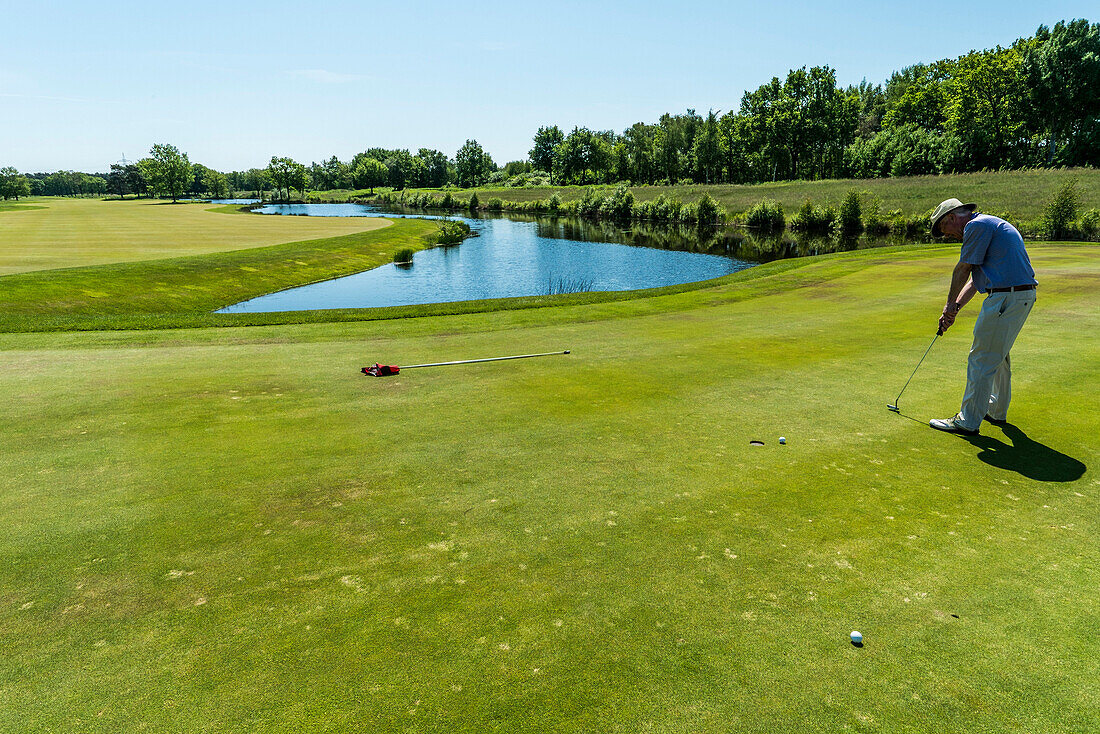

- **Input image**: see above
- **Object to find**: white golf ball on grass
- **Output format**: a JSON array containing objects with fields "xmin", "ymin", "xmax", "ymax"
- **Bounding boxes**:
[{"xmin": 850, "ymin": 631, "xmax": 863, "ymax": 645}]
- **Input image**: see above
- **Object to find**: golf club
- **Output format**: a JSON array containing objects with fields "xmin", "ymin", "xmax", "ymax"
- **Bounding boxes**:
[
  {"xmin": 363, "ymin": 350, "xmax": 570, "ymax": 377},
  {"xmin": 887, "ymin": 327, "xmax": 943, "ymax": 413}
]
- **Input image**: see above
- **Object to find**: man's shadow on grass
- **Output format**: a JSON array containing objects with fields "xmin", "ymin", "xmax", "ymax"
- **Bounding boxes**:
[{"xmin": 960, "ymin": 423, "xmax": 1086, "ymax": 482}]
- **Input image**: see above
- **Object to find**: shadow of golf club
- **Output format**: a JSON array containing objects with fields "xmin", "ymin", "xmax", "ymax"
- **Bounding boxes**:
[
  {"xmin": 889, "ymin": 410, "xmax": 928, "ymax": 425},
  {"xmin": 957, "ymin": 423, "xmax": 1086, "ymax": 482}
]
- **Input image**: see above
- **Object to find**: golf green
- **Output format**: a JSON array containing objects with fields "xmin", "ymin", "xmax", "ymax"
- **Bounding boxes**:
[{"xmin": 0, "ymin": 242, "xmax": 1096, "ymax": 732}]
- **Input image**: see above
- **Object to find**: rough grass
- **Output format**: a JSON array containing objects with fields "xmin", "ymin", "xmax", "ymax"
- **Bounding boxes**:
[
  {"xmin": 0, "ymin": 197, "xmax": 390, "ymax": 275},
  {"xmin": 0, "ymin": 241, "xmax": 1096, "ymax": 732},
  {"xmin": 401, "ymin": 167, "xmax": 1100, "ymax": 221}
]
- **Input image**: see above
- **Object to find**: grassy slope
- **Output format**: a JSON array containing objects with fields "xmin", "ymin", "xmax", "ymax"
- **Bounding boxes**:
[
  {"xmin": 401, "ymin": 167, "xmax": 1100, "ymax": 221},
  {"xmin": 0, "ymin": 243, "xmax": 1096, "ymax": 733},
  {"xmin": 0, "ymin": 198, "xmax": 389, "ymax": 275}
]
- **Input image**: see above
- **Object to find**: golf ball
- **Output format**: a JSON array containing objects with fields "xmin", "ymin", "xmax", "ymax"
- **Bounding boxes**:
[
  {"xmin": 851, "ymin": 631, "xmax": 863, "ymax": 644},
  {"xmin": 779, "ymin": 437, "xmax": 787, "ymax": 444}
]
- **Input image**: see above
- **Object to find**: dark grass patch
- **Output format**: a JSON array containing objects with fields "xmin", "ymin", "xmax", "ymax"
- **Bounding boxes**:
[{"xmin": 0, "ymin": 203, "xmax": 47, "ymax": 213}]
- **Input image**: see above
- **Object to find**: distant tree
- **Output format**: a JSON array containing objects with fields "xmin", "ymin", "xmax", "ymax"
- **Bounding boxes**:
[
  {"xmin": 692, "ymin": 110, "xmax": 722, "ymax": 183},
  {"xmin": 384, "ymin": 149, "xmax": 415, "ymax": 190},
  {"xmin": 529, "ymin": 125, "xmax": 564, "ymax": 181},
  {"xmin": 416, "ymin": 148, "xmax": 450, "ymax": 187},
  {"xmin": 107, "ymin": 164, "xmax": 131, "ymax": 199},
  {"xmin": 655, "ymin": 117, "xmax": 683, "ymax": 182},
  {"xmin": 189, "ymin": 163, "xmax": 216, "ymax": 196},
  {"xmin": 203, "ymin": 169, "xmax": 231, "ymax": 198},
  {"xmin": 851, "ymin": 79, "xmax": 887, "ymax": 139},
  {"xmin": 622, "ymin": 122, "xmax": 657, "ymax": 184},
  {"xmin": 289, "ymin": 162, "xmax": 310, "ymax": 199},
  {"xmin": 554, "ymin": 128, "xmax": 588, "ymax": 184},
  {"xmin": 0, "ymin": 167, "xmax": 31, "ymax": 200},
  {"xmin": 146, "ymin": 144, "xmax": 191, "ymax": 201},
  {"xmin": 267, "ymin": 156, "xmax": 298, "ymax": 200},
  {"xmin": 353, "ymin": 158, "xmax": 388, "ymax": 193},
  {"xmin": 124, "ymin": 163, "xmax": 147, "ymax": 198},
  {"xmin": 407, "ymin": 157, "xmax": 429, "ymax": 188},
  {"xmin": 320, "ymin": 155, "xmax": 350, "ymax": 189},
  {"xmin": 456, "ymin": 139, "xmax": 491, "ymax": 187}
]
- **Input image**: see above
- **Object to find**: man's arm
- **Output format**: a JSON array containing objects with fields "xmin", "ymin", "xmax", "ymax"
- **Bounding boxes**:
[{"xmin": 939, "ymin": 261, "xmax": 973, "ymax": 332}]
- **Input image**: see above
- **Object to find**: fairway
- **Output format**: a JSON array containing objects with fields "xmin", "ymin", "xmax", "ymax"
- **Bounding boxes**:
[
  {"xmin": 0, "ymin": 198, "xmax": 390, "ymax": 275},
  {"xmin": 1, "ymin": 242, "xmax": 1096, "ymax": 732}
]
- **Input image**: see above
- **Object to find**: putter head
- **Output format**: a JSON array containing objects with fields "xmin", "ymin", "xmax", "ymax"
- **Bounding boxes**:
[{"xmin": 887, "ymin": 404, "xmax": 900, "ymax": 413}]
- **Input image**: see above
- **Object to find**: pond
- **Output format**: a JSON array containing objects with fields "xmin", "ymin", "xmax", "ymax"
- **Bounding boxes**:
[{"xmin": 216, "ymin": 204, "xmax": 752, "ymax": 313}]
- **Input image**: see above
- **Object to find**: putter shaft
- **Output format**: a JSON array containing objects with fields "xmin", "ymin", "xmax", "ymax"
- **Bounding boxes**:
[
  {"xmin": 402, "ymin": 350, "xmax": 570, "ymax": 369},
  {"xmin": 889, "ymin": 329, "xmax": 941, "ymax": 411}
]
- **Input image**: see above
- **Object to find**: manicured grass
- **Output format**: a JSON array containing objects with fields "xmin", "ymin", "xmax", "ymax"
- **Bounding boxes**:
[
  {"xmin": 0, "ymin": 197, "xmax": 390, "ymax": 275},
  {"xmin": 0, "ymin": 217, "xmax": 446, "ymax": 332},
  {"xmin": 402, "ymin": 167, "xmax": 1100, "ymax": 221},
  {"xmin": 0, "ymin": 241, "xmax": 1096, "ymax": 732}
]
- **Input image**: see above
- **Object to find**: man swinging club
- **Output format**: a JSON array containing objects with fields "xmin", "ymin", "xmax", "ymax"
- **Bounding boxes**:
[{"xmin": 927, "ymin": 198, "xmax": 1037, "ymax": 436}]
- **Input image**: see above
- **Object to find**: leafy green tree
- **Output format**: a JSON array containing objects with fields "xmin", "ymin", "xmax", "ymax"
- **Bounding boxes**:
[
  {"xmin": 107, "ymin": 164, "xmax": 131, "ymax": 199},
  {"xmin": 622, "ymin": 122, "xmax": 657, "ymax": 184},
  {"xmin": 416, "ymin": 148, "xmax": 450, "ymax": 187},
  {"xmin": 456, "ymin": 139, "xmax": 491, "ymax": 188},
  {"xmin": 353, "ymin": 158, "xmax": 387, "ymax": 193},
  {"xmin": 122, "ymin": 164, "xmax": 146, "ymax": 198},
  {"xmin": 882, "ymin": 62, "xmax": 953, "ymax": 132},
  {"xmin": 146, "ymin": 144, "xmax": 191, "ymax": 201},
  {"xmin": 692, "ymin": 110, "xmax": 723, "ymax": 183},
  {"xmin": 203, "ymin": 169, "xmax": 230, "ymax": 198},
  {"xmin": 267, "ymin": 156, "xmax": 298, "ymax": 200},
  {"xmin": 1022, "ymin": 19, "xmax": 1100, "ymax": 164},
  {"xmin": 945, "ymin": 46, "xmax": 1026, "ymax": 169},
  {"xmin": 0, "ymin": 167, "xmax": 31, "ymax": 200},
  {"xmin": 850, "ymin": 79, "xmax": 887, "ymax": 138},
  {"xmin": 289, "ymin": 163, "xmax": 310, "ymax": 199},
  {"xmin": 529, "ymin": 126, "xmax": 564, "ymax": 181}
]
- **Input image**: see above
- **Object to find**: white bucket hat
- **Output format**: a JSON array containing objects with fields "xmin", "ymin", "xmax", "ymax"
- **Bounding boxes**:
[{"xmin": 930, "ymin": 198, "xmax": 977, "ymax": 236}]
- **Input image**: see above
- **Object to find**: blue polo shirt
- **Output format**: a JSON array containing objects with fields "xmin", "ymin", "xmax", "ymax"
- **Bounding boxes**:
[{"xmin": 959, "ymin": 214, "xmax": 1037, "ymax": 293}]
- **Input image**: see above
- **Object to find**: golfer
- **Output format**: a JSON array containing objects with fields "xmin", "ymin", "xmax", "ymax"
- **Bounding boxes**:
[{"xmin": 928, "ymin": 198, "xmax": 1037, "ymax": 436}]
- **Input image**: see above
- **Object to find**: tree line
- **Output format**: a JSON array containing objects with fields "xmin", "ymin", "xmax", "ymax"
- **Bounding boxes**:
[
  {"xmin": 3, "ymin": 18, "xmax": 1095, "ymax": 202},
  {"xmin": 528, "ymin": 19, "xmax": 1099, "ymax": 186}
]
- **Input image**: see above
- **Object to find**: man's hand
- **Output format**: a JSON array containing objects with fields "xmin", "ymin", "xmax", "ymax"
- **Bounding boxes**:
[{"xmin": 939, "ymin": 301, "xmax": 959, "ymax": 332}]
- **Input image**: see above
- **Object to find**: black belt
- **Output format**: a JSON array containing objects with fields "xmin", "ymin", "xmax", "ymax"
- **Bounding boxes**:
[{"xmin": 988, "ymin": 284, "xmax": 1036, "ymax": 293}]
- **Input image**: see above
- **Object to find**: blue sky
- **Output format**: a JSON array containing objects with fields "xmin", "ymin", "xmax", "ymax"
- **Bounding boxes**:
[{"xmin": 1, "ymin": 0, "xmax": 1095, "ymax": 172}]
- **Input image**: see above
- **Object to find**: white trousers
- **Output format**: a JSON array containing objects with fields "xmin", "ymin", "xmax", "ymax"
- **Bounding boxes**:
[{"xmin": 958, "ymin": 290, "xmax": 1035, "ymax": 430}]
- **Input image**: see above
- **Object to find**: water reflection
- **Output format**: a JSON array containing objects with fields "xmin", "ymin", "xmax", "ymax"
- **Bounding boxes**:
[{"xmin": 380, "ymin": 206, "xmax": 926, "ymax": 262}]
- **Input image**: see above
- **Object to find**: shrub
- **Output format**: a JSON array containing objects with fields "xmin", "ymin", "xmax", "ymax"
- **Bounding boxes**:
[
  {"xmin": 837, "ymin": 190, "xmax": 864, "ymax": 235},
  {"xmin": 862, "ymin": 195, "xmax": 889, "ymax": 236},
  {"xmin": 790, "ymin": 200, "xmax": 834, "ymax": 232},
  {"xmin": 695, "ymin": 193, "xmax": 723, "ymax": 224},
  {"xmin": 436, "ymin": 219, "xmax": 471, "ymax": 245},
  {"xmin": 468, "ymin": 192, "xmax": 480, "ymax": 211},
  {"xmin": 599, "ymin": 184, "xmax": 634, "ymax": 220},
  {"xmin": 745, "ymin": 200, "xmax": 785, "ymax": 231},
  {"xmin": 393, "ymin": 247, "xmax": 415, "ymax": 264},
  {"xmin": 1080, "ymin": 208, "xmax": 1100, "ymax": 239},
  {"xmin": 486, "ymin": 197, "xmax": 504, "ymax": 211},
  {"xmin": 1044, "ymin": 179, "xmax": 1080, "ymax": 239},
  {"xmin": 441, "ymin": 192, "xmax": 457, "ymax": 209},
  {"xmin": 548, "ymin": 193, "xmax": 562, "ymax": 214},
  {"xmin": 578, "ymin": 188, "xmax": 603, "ymax": 217}
]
